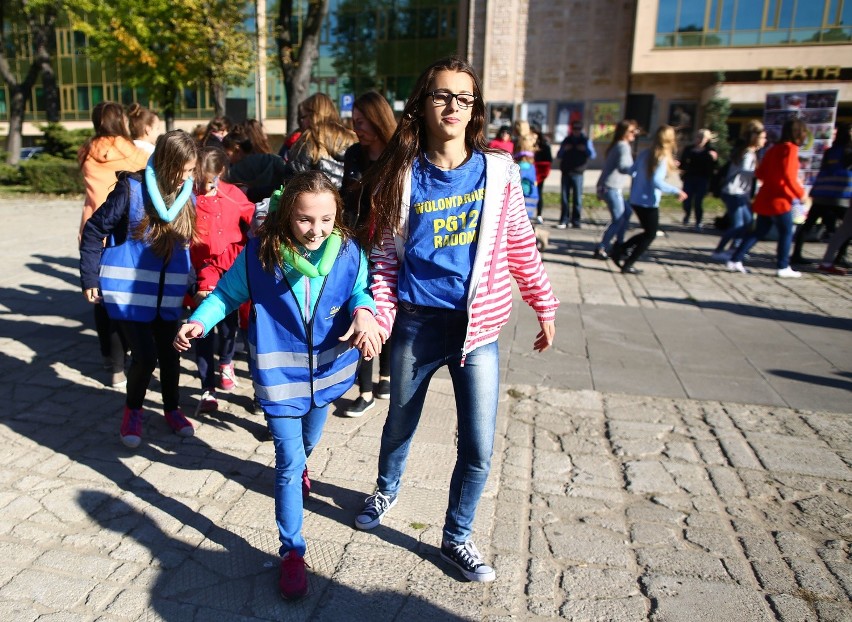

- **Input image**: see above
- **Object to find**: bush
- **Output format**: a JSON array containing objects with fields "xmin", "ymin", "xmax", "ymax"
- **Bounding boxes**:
[
  {"xmin": 20, "ymin": 154, "xmax": 84, "ymax": 193},
  {"xmin": 0, "ymin": 163, "xmax": 24, "ymax": 185},
  {"xmin": 39, "ymin": 122, "xmax": 91, "ymax": 160}
]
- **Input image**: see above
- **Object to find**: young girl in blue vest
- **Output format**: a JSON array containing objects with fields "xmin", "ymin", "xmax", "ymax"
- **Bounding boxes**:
[
  {"xmin": 80, "ymin": 130, "xmax": 199, "ymax": 449},
  {"xmin": 174, "ymin": 171, "xmax": 382, "ymax": 600},
  {"xmin": 354, "ymin": 56, "xmax": 559, "ymax": 583}
]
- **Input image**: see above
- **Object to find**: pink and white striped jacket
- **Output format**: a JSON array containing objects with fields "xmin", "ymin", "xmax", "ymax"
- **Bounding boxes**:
[{"xmin": 370, "ymin": 151, "xmax": 559, "ymax": 363}]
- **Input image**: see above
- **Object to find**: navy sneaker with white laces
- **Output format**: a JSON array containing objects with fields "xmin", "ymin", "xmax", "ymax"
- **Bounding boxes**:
[
  {"xmin": 354, "ymin": 490, "xmax": 397, "ymax": 530},
  {"xmin": 440, "ymin": 539, "xmax": 496, "ymax": 582}
]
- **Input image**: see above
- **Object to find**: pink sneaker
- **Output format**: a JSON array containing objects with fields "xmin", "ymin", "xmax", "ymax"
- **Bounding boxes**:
[
  {"xmin": 218, "ymin": 363, "xmax": 237, "ymax": 391},
  {"xmin": 302, "ymin": 468, "xmax": 311, "ymax": 498},
  {"xmin": 279, "ymin": 551, "xmax": 308, "ymax": 599},
  {"xmin": 164, "ymin": 409, "xmax": 195, "ymax": 437},
  {"xmin": 120, "ymin": 407, "xmax": 143, "ymax": 448}
]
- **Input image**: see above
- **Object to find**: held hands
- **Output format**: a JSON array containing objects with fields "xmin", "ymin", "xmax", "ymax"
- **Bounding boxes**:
[
  {"xmin": 84, "ymin": 288, "xmax": 102, "ymax": 304},
  {"xmin": 193, "ymin": 290, "xmax": 212, "ymax": 306},
  {"xmin": 174, "ymin": 322, "xmax": 204, "ymax": 352},
  {"xmin": 677, "ymin": 190, "xmax": 688, "ymax": 202},
  {"xmin": 534, "ymin": 320, "xmax": 556, "ymax": 353},
  {"xmin": 340, "ymin": 309, "xmax": 385, "ymax": 360}
]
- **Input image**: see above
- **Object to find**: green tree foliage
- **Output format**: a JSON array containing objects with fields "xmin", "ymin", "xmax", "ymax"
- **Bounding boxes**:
[
  {"xmin": 39, "ymin": 122, "xmax": 91, "ymax": 159},
  {"xmin": 0, "ymin": 0, "xmax": 59, "ymax": 164},
  {"xmin": 704, "ymin": 72, "xmax": 732, "ymax": 163},
  {"xmin": 64, "ymin": 0, "xmax": 252, "ymax": 129}
]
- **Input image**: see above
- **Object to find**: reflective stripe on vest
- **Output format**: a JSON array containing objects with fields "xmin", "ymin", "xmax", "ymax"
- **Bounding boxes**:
[{"xmin": 99, "ymin": 178, "xmax": 191, "ymax": 322}]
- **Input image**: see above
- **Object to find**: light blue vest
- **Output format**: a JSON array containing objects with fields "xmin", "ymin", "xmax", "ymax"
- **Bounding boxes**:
[
  {"xmin": 246, "ymin": 237, "xmax": 361, "ymax": 417},
  {"xmin": 519, "ymin": 161, "xmax": 540, "ymax": 218},
  {"xmin": 98, "ymin": 178, "xmax": 191, "ymax": 322}
]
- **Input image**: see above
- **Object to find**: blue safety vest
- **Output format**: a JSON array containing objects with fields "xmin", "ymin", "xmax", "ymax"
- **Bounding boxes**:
[
  {"xmin": 810, "ymin": 145, "xmax": 852, "ymax": 200},
  {"xmin": 245, "ymin": 237, "xmax": 361, "ymax": 417},
  {"xmin": 519, "ymin": 161, "xmax": 540, "ymax": 219},
  {"xmin": 98, "ymin": 177, "xmax": 191, "ymax": 322}
]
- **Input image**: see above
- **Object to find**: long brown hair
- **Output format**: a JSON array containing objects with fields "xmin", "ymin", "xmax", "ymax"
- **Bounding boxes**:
[
  {"xmin": 78, "ymin": 101, "xmax": 132, "ymax": 166},
  {"xmin": 353, "ymin": 91, "xmax": 397, "ymax": 146},
  {"xmin": 606, "ymin": 119, "xmax": 638, "ymax": 156},
  {"xmin": 133, "ymin": 130, "xmax": 199, "ymax": 259},
  {"xmin": 362, "ymin": 56, "xmax": 490, "ymax": 248},
  {"xmin": 126, "ymin": 103, "xmax": 158, "ymax": 141},
  {"xmin": 257, "ymin": 170, "xmax": 351, "ymax": 272},
  {"xmin": 731, "ymin": 119, "xmax": 765, "ymax": 164},
  {"xmin": 647, "ymin": 125, "xmax": 677, "ymax": 179}
]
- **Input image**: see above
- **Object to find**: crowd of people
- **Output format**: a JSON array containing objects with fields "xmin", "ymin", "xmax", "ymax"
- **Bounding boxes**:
[{"xmin": 76, "ymin": 55, "xmax": 849, "ymax": 602}]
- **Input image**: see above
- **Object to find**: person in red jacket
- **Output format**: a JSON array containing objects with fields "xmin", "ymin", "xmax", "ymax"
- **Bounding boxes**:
[
  {"xmin": 727, "ymin": 118, "xmax": 808, "ymax": 278},
  {"xmin": 190, "ymin": 147, "xmax": 256, "ymax": 411}
]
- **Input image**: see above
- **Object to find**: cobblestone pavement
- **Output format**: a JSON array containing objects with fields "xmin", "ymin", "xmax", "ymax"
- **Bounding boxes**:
[{"xmin": 0, "ymin": 197, "xmax": 849, "ymax": 621}]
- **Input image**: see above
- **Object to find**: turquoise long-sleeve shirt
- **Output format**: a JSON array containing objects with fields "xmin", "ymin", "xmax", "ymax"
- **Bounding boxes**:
[
  {"xmin": 189, "ymin": 237, "xmax": 375, "ymax": 336},
  {"xmin": 628, "ymin": 149, "xmax": 682, "ymax": 208}
]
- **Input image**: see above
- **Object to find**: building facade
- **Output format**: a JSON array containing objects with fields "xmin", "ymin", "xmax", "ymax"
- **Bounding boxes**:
[{"xmin": 2, "ymin": 0, "xmax": 850, "ymax": 154}]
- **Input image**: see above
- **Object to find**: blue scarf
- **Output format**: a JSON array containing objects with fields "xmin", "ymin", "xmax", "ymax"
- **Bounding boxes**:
[{"xmin": 144, "ymin": 157, "xmax": 193, "ymax": 222}]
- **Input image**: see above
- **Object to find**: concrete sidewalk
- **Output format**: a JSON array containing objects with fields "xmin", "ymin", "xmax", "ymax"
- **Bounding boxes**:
[{"xmin": 0, "ymin": 197, "xmax": 849, "ymax": 621}]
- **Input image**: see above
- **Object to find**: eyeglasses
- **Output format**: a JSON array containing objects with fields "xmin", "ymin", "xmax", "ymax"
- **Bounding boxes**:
[{"xmin": 426, "ymin": 90, "xmax": 477, "ymax": 110}]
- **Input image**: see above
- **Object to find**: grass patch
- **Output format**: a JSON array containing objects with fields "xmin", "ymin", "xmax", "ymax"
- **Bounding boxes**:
[{"xmin": 409, "ymin": 522, "xmax": 427, "ymax": 530}]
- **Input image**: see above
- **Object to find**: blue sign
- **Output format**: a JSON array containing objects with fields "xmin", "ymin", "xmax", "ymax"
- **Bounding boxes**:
[{"xmin": 340, "ymin": 94, "xmax": 354, "ymax": 113}]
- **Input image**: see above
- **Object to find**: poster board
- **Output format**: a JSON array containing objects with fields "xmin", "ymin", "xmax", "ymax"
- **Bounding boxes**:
[
  {"xmin": 554, "ymin": 102, "xmax": 584, "ymax": 143},
  {"xmin": 764, "ymin": 90, "xmax": 838, "ymax": 191},
  {"xmin": 521, "ymin": 101, "xmax": 549, "ymax": 133},
  {"xmin": 591, "ymin": 101, "xmax": 622, "ymax": 142}
]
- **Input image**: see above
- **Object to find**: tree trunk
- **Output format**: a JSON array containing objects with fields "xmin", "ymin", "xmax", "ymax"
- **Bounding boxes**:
[
  {"xmin": 5, "ymin": 88, "xmax": 26, "ymax": 165},
  {"xmin": 211, "ymin": 81, "xmax": 227, "ymax": 118},
  {"xmin": 277, "ymin": 0, "xmax": 329, "ymax": 133}
]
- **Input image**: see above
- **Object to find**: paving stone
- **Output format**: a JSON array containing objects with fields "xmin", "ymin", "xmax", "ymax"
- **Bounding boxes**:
[
  {"xmin": 560, "ymin": 597, "xmax": 649, "ymax": 621},
  {"xmin": 625, "ymin": 461, "xmax": 680, "ymax": 494},
  {"xmin": 642, "ymin": 574, "xmax": 774, "ymax": 621},
  {"xmin": 768, "ymin": 594, "xmax": 819, "ymax": 622},
  {"xmin": 545, "ymin": 522, "xmax": 632, "ymax": 567}
]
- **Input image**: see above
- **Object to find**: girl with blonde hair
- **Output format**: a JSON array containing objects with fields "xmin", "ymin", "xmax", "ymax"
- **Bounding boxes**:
[
  {"xmin": 612, "ymin": 125, "xmax": 687, "ymax": 274},
  {"xmin": 283, "ymin": 93, "xmax": 356, "ymax": 187}
]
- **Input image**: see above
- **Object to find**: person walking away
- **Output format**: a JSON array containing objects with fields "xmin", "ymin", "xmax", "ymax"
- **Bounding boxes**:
[
  {"xmin": 727, "ymin": 119, "xmax": 808, "ymax": 277},
  {"xmin": 594, "ymin": 119, "xmax": 638, "ymax": 259},
  {"xmin": 127, "ymin": 104, "xmax": 160, "ymax": 156},
  {"xmin": 531, "ymin": 124, "xmax": 552, "ymax": 224},
  {"xmin": 790, "ymin": 122, "xmax": 852, "ymax": 266},
  {"xmin": 712, "ymin": 120, "xmax": 766, "ymax": 260},
  {"xmin": 283, "ymin": 93, "xmax": 356, "ymax": 189},
  {"xmin": 556, "ymin": 120, "xmax": 596, "ymax": 228},
  {"xmin": 354, "ymin": 56, "xmax": 559, "ymax": 583},
  {"xmin": 78, "ymin": 101, "xmax": 151, "ymax": 387},
  {"xmin": 612, "ymin": 125, "xmax": 687, "ymax": 274},
  {"xmin": 679, "ymin": 128, "xmax": 718, "ymax": 229},
  {"xmin": 341, "ymin": 91, "xmax": 398, "ymax": 416},
  {"xmin": 188, "ymin": 147, "xmax": 256, "ymax": 413},
  {"xmin": 80, "ymin": 130, "xmax": 199, "ymax": 448},
  {"xmin": 174, "ymin": 171, "xmax": 382, "ymax": 599}
]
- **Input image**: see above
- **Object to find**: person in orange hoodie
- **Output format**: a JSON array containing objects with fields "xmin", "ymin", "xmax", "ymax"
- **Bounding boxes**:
[
  {"xmin": 726, "ymin": 118, "xmax": 808, "ymax": 278},
  {"xmin": 78, "ymin": 101, "xmax": 151, "ymax": 386}
]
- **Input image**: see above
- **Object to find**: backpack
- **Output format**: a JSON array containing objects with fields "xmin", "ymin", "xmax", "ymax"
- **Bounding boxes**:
[{"xmin": 709, "ymin": 160, "xmax": 731, "ymax": 198}]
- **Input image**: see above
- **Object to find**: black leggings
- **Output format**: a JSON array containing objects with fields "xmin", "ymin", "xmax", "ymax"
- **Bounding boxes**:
[
  {"xmin": 356, "ymin": 335, "xmax": 392, "ymax": 393},
  {"xmin": 120, "ymin": 317, "xmax": 182, "ymax": 411},
  {"xmin": 94, "ymin": 303, "xmax": 127, "ymax": 369},
  {"xmin": 619, "ymin": 205, "xmax": 659, "ymax": 269}
]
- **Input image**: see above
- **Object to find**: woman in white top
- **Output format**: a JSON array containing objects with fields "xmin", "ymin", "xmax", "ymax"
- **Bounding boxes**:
[{"xmin": 711, "ymin": 121, "xmax": 766, "ymax": 260}]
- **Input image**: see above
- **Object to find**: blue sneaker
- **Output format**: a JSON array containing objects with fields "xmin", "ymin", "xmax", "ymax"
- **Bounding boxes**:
[
  {"xmin": 440, "ymin": 539, "xmax": 496, "ymax": 582},
  {"xmin": 354, "ymin": 490, "xmax": 397, "ymax": 530}
]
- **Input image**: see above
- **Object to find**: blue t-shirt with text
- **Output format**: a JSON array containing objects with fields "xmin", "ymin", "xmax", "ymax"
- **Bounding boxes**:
[{"xmin": 398, "ymin": 151, "xmax": 486, "ymax": 310}]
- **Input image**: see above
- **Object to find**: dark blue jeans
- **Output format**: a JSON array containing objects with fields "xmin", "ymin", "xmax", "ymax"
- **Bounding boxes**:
[
  {"xmin": 731, "ymin": 211, "xmax": 794, "ymax": 269},
  {"xmin": 560, "ymin": 173, "xmax": 584, "ymax": 225},
  {"xmin": 715, "ymin": 193, "xmax": 753, "ymax": 252},
  {"xmin": 375, "ymin": 302, "xmax": 499, "ymax": 544},
  {"xmin": 682, "ymin": 177, "xmax": 709, "ymax": 226}
]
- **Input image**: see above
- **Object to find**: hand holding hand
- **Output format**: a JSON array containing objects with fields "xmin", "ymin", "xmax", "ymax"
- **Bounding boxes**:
[{"xmin": 84, "ymin": 288, "xmax": 102, "ymax": 304}]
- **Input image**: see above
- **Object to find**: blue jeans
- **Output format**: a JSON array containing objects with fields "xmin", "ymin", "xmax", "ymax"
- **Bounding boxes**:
[
  {"xmin": 731, "ymin": 211, "xmax": 794, "ymax": 269},
  {"xmin": 376, "ymin": 302, "xmax": 499, "ymax": 544},
  {"xmin": 560, "ymin": 173, "xmax": 584, "ymax": 225},
  {"xmin": 682, "ymin": 177, "xmax": 709, "ymax": 225},
  {"xmin": 599, "ymin": 188, "xmax": 631, "ymax": 252},
  {"xmin": 715, "ymin": 193, "xmax": 753, "ymax": 252},
  {"xmin": 267, "ymin": 405, "xmax": 328, "ymax": 556}
]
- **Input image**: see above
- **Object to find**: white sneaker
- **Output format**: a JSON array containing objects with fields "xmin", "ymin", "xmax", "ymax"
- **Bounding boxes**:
[
  {"xmin": 726, "ymin": 261, "xmax": 748, "ymax": 274},
  {"xmin": 711, "ymin": 250, "xmax": 732, "ymax": 262},
  {"xmin": 776, "ymin": 267, "xmax": 802, "ymax": 278}
]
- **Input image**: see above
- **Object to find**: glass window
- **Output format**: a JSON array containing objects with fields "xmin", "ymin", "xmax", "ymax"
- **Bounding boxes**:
[
  {"xmin": 656, "ymin": 0, "xmax": 678, "ymax": 33},
  {"xmin": 76, "ymin": 86, "xmax": 90, "ymax": 112},
  {"xmin": 91, "ymin": 85, "xmax": 103, "ymax": 106},
  {"xmin": 678, "ymin": 1, "xmax": 706, "ymax": 31},
  {"xmin": 0, "ymin": 88, "xmax": 7, "ymax": 117},
  {"xmin": 794, "ymin": 1, "xmax": 826, "ymax": 27},
  {"xmin": 734, "ymin": 0, "xmax": 763, "ymax": 29}
]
